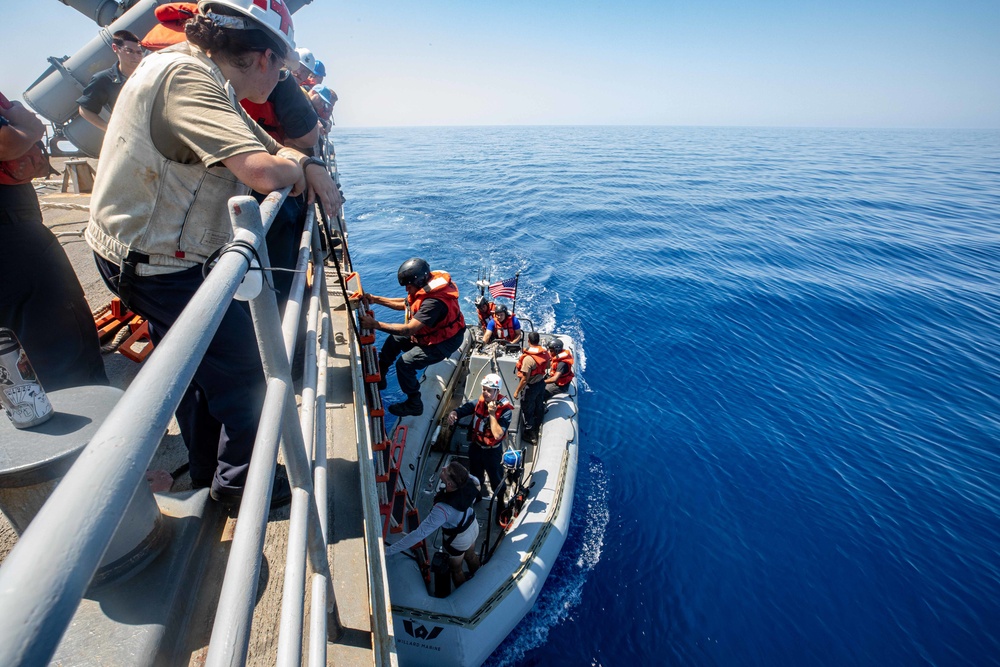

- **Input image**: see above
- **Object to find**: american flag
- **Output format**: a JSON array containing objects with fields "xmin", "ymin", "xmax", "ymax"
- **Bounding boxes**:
[{"xmin": 488, "ymin": 276, "xmax": 517, "ymax": 299}]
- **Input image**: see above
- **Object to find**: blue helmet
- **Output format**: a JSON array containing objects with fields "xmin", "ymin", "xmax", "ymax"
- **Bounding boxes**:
[
  {"xmin": 313, "ymin": 85, "xmax": 336, "ymax": 106},
  {"xmin": 313, "ymin": 60, "xmax": 326, "ymax": 77}
]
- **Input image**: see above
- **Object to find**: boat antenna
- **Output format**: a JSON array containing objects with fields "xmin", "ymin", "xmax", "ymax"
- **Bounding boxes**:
[{"xmin": 510, "ymin": 272, "xmax": 520, "ymax": 316}]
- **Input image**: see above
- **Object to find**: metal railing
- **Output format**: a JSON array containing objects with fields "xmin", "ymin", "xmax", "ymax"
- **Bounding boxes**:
[{"xmin": 0, "ymin": 182, "xmax": 343, "ymax": 665}]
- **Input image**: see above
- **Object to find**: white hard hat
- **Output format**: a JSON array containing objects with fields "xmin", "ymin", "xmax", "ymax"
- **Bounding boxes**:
[
  {"xmin": 482, "ymin": 374, "xmax": 501, "ymax": 390},
  {"xmin": 198, "ymin": 0, "xmax": 296, "ymax": 56},
  {"xmin": 295, "ymin": 47, "xmax": 316, "ymax": 74}
]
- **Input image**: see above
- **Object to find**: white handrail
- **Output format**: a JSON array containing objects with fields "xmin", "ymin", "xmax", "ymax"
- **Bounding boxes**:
[{"xmin": 0, "ymin": 183, "xmax": 351, "ymax": 667}]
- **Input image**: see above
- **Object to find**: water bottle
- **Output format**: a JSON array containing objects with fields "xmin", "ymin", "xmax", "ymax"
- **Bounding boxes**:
[{"xmin": 0, "ymin": 328, "xmax": 53, "ymax": 428}]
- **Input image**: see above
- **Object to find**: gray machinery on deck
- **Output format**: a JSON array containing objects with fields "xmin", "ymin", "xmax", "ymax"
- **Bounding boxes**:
[{"xmin": 23, "ymin": 0, "xmax": 312, "ymax": 157}]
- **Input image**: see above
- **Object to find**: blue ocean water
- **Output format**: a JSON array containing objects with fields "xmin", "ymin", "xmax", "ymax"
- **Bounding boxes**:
[{"xmin": 334, "ymin": 126, "xmax": 1000, "ymax": 666}]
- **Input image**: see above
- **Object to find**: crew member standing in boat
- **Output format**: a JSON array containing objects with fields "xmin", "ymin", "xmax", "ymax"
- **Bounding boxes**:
[
  {"xmin": 544, "ymin": 338, "xmax": 574, "ymax": 398},
  {"xmin": 481, "ymin": 303, "xmax": 522, "ymax": 346},
  {"xmin": 513, "ymin": 331, "xmax": 550, "ymax": 444},
  {"xmin": 85, "ymin": 0, "xmax": 342, "ymax": 506},
  {"xmin": 361, "ymin": 257, "xmax": 466, "ymax": 417},
  {"xmin": 448, "ymin": 374, "xmax": 512, "ymax": 517},
  {"xmin": 384, "ymin": 461, "xmax": 481, "ymax": 587}
]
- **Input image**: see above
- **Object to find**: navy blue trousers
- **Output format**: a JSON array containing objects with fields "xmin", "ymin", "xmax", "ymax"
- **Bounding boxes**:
[
  {"xmin": 0, "ymin": 189, "xmax": 107, "ymax": 391},
  {"xmin": 468, "ymin": 443, "xmax": 504, "ymax": 510},
  {"xmin": 378, "ymin": 329, "xmax": 464, "ymax": 398},
  {"xmin": 258, "ymin": 191, "xmax": 305, "ymax": 310},
  {"xmin": 520, "ymin": 380, "xmax": 546, "ymax": 432},
  {"xmin": 96, "ymin": 255, "xmax": 265, "ymax": 492}
]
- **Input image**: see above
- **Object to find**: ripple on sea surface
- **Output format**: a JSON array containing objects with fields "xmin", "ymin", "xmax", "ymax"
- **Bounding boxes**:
[{"xmin": 336, "ymin": 126, "xmax": 1000, "ymax": 666}]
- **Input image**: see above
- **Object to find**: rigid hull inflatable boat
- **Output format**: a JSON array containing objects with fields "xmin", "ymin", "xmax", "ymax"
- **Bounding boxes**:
[{"xmin": 380, "ymin": 329, "xmax": 579, "ymax": 667}]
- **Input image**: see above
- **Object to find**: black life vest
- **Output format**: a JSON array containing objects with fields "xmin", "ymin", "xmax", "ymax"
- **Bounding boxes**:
[{"xmin": 436, "ymin": 479, "xmax": 479, "ymax": 550}]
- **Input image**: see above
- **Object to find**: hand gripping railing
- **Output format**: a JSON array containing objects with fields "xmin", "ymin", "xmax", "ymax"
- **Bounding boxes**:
[{"xmin": 0, "ymin": 186, "xmax": 339, "ymax": 666}]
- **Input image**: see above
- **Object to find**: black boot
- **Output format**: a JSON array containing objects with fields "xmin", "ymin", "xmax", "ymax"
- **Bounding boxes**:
[{"xmin": 388, "ymin": 394, "xmax": 423, "ymax": 417}]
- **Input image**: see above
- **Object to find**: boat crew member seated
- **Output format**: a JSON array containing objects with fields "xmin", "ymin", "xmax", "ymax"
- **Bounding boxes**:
[
  {"xmin": 77, "ymin": 30, "xmax": 144, "ymax": 132},
  {"xmin": 481, "ymin": 304, "xmax": 522, "ymax": 346},
  {"xmin": 513, "ymin": 332, "xmax": 550, "ymax": 445},
  {"xmin": 474, "ymin": 295, "xmax": 495, "ymax": 329},
  {"xmin": 447, "ymin": 374, "xmax": 512, "ymax": 519},
  {"xmin": 361, "ymin": 257, "xmax": 466, "ymax": 417},
  {"xmin": 544, "ymin": 338, "xmax": 574, "ymax": 398},
  {"xmin": 384, "ymin": 461, "xmax": 482, "ymax": 587}
]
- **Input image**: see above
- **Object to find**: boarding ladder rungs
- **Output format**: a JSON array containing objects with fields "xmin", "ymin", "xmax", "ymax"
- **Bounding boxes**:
[{"xmin": 349, "ymin": 275, "xmax": 430, "ymax": 566}]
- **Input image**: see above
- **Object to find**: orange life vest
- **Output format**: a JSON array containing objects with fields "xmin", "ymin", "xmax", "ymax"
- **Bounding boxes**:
[
  {"xmin": 471, "ymin": 394, "xmax": 513, "ymax": 448},
  {"xmin": 0, "ymin": 142, "xmax": 51, "ymax": 186},
  {"xmin": 407, "ymin": 271, "xmax": 466, "ymax": 346},
  {"xmin": 140, "ymin": 3, "xmax": 196, "ymax": 52},
  {"xmin": 239, "ymin": 99, "xmax": 285, "ymax": 143},
  {"xmin": 516, "ymin": 345, "xmax": 551, "ymax": 380},
  {"xmin": 549, "ymin": 350, "xmax": 575, "ymax": 387},
  {"xmin": 491, "ymin": 313, "xmax": 517, "ymax": 340},
  {"xmin": 476, "ymin": 302, "xmax": 495, "ymax": 328}
]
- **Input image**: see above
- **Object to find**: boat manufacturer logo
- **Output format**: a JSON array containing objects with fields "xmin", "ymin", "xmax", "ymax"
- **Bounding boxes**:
[{"xmin": 403, "ymin": 620, "xmax": 444, "ymax": 641}]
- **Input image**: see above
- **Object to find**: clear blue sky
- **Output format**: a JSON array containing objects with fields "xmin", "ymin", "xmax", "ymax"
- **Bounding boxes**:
[{"xmin": 4, "ymin": 0, "xmax": 999, "ymax": 128}]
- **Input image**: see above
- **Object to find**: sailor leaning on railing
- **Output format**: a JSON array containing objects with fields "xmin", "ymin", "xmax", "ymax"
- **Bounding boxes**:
[{"xmin": 83, "ymin": 0, "xmax": 343, "ymax": 508}]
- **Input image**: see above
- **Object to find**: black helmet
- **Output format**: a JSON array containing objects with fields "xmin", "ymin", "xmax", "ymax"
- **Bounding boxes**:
[
  {"xmin": 475, "ymin": 295, "xmax": 490, "ymax": 309},
  {"xmin": 397, "ymin": 257, "xmax": 431, "ymax": 287},
  {"xmin": 547, "ymin": 338, "xmax": 564, "ymax": 353},
  {"xmin": 494, "ymin": 304, "xmax": 509, "ymax": 317}
]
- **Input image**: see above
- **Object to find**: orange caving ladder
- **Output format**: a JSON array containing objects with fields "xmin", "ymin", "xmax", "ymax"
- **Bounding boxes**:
[{"xmin": 349, "ymin": 272, "xmax": 431, "ymax": 583}]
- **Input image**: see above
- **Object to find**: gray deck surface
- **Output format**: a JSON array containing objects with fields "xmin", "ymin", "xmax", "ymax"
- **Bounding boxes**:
[{"xmin": 0, "ymin": 164, "xmax": 377, "ymax": 665}]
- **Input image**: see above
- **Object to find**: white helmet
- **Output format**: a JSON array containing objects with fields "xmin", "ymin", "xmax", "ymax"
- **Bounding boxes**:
[
  {"xmin": 198, "ymin": 0, "xmax": 296, "ymax": 56},
  {"xmin": 481, "ymin": 374, "xmax": 501, "ymax": 391},
  {"xmin": 295, "ymin": 47, "xmax": 316, "ymax": 74}
]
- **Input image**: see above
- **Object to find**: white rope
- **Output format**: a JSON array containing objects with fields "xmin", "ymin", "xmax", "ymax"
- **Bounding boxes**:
[{"xmin": 40, "ymin": 202, "xmax": 90, "ymax": 212}]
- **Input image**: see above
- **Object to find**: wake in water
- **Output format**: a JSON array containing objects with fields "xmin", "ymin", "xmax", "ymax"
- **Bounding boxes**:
[{"xmin": 485, "ymin": 455, "xmax": 609, "ymax": 667}]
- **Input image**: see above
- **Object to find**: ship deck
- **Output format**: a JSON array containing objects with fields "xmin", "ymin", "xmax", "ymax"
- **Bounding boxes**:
[{"xmin": 0, "ymin": 158, "xmax": 381, "ymax": 666}]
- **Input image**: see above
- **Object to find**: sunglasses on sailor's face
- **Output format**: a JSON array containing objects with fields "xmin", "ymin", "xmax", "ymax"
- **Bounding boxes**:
[
  {"xmin": 117, "ymin": 45, "xmax": 143, "ymax": 56},
  {"xmin": 278, "ymin": 68, "xmax": 291, "ymax": 81}
]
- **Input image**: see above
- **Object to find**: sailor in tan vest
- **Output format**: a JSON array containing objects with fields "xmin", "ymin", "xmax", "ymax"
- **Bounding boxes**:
[{"xmin": 86, "ymin": 0, "xmax": 343, "ymax": 508}]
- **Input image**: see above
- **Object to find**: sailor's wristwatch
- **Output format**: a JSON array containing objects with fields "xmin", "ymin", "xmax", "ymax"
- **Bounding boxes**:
[{"xmin": 302, "ymin": 156, "xmax": 326, "ymax": 171}]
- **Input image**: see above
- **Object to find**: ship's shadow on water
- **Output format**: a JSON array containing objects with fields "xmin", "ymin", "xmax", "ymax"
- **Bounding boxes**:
[{"xmin": 484, "ymin": 455, "xmax": 609, "ymax": 667}]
